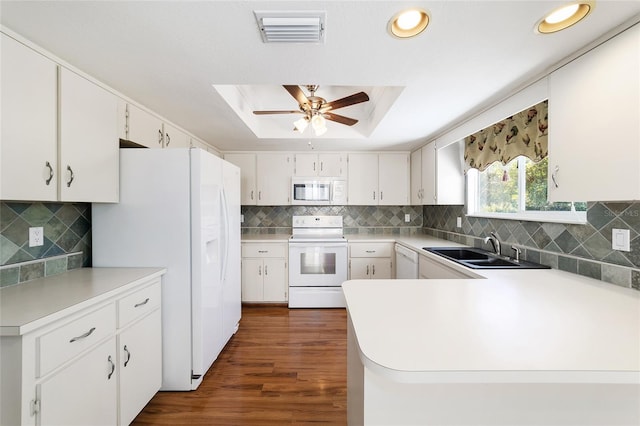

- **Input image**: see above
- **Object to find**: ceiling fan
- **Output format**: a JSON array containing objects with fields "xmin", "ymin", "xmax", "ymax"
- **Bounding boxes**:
[{"xmin": 253, "ymin": 85, "xmax": 369, "ymax": 136}]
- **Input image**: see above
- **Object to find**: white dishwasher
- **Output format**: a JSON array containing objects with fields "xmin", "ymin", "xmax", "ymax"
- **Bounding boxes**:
[{"xmin": 394, "ymin": 244, "xmax": 419, "ymax": 279}]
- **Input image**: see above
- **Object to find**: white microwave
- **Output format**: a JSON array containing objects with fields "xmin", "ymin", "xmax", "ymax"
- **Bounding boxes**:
[{"xmin": 291, "ymin": 178, "xmax": 347, "ymax": 205}]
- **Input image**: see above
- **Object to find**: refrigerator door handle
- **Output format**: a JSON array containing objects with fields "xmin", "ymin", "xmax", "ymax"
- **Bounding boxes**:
[{"xmin": 220, "ymin": 187, "xmax": 230, "ymax": 282}]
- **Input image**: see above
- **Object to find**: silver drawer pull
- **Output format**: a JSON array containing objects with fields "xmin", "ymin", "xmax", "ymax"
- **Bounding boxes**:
[
  {"xmin": 366, "ymin": 250, "xmax": 376, "ymax": 253},
  {"xmin": 124, "ymin": 345, "xmax": 131, "ymax": 367},
  {"xmin": 258, "ymin": 250, "xmax": 268, "ymax": 253},
  {"xmin": 107, "ymin": 355, "xmax": 115, "ymax": 380},
  {"xmin": 69, "ymin": 327, "xmax": 96, "ymax": 343},
  {"xmin": 134, "ymin": 298, "xmax": 150, "ymax": 308}
]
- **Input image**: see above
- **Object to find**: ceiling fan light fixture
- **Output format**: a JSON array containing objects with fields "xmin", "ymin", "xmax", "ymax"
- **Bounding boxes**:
[
  {"xmin": 388, "ymin": 8, "xmax": 429, "ymax": 38},
  {"xmin": 537, "ymin": 2, "xmax": 594, "ymax": 34},
  {"xmin": 311, "ymin": 114, "xmax": 327, "ymax": 136},
  {"xmin": 294, "ymin": 117, "xmax": 309, "ymax": 133}
]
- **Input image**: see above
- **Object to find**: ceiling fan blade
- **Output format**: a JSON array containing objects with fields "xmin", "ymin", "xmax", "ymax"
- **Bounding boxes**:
[
  {"xmin": 324, "ymin": 112, "xmax": 358, "ymax": 126},
  {"xmin": 253, "ymin": 110, "xmax": 303, "ymax": 115},
  {"xmin": 322, "ymin": 92, "xmax": 369, "ymax": 111},
  {"xmin": 283, "ymin": 85, "xmax": 310, "ymax": 108}
]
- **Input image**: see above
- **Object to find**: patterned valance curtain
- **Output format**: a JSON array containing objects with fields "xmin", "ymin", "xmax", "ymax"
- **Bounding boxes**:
[{"xmin": 463, "ymin": 100, "xmax": 548, "ymax": 171}]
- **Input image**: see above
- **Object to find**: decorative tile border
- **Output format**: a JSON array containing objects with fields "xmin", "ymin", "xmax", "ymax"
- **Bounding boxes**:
[{"xmin": 0, "ymin": 252, "xmax": 84, "ymax": 287}]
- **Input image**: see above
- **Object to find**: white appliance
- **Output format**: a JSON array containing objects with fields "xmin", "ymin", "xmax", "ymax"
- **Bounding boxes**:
[
  {"xmin": 92, "ymin": 148, "xmax": 241, "ymax": 391},
  {"xmin": 291, "ymin": 178, "xmax": 347, "ymax": 205},
  {"xmin": 288, "ymin": 215, "xmax": 348, "ymax": 308},
  {"xmin": 395, "ymin": 243, "xmax": 419, "ymax": 279}
]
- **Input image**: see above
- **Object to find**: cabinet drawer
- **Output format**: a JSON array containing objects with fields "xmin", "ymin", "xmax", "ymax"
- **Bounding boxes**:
[
  {"xmin": 117, "ymin": 280, "xmax": 161, "ymax": 328},
  {"xmin": 350, "ymin": 243, "xmax": 392, "ymax": 258},
  {"xmin": 242, "ymin": 243, "xmax": 287, "ymax": 258},
  {"xmin": 38, "ymin": 303, "xmax": 116, "ymax": 377}
]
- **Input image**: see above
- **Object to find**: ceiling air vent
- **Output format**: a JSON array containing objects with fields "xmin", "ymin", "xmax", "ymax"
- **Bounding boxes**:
[{"xmin": 254, "ymin": 11, "xmax": 326, "ymax": 43}]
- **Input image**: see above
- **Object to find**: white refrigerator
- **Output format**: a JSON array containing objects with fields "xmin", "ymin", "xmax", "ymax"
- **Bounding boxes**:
[{"xmin": 92, "ymin": 148, "xmax": 241, "ymax": 391}]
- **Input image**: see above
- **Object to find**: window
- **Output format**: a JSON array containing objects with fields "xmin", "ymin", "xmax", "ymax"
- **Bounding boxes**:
[{"xmin": 467, "ymin": 156, "xmax": 587, "ymax": 223}]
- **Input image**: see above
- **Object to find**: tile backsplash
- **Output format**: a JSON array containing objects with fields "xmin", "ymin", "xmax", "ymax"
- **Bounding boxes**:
[
  {"xmin": 0, "ymin": 202, "xmax": 91, "ymax": 287},
  {"xmin": 423, "ymin": 202, "xmax": 640, "ymax": 290},
  {"xmin": 241, "ymin": 205, "xmax": 423, "ymax": 235}
]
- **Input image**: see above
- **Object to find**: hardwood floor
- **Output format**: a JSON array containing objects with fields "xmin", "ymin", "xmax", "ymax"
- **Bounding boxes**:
[{"xmin": 132, "ymin": 306, "xmax": 348, "ymax": 425}]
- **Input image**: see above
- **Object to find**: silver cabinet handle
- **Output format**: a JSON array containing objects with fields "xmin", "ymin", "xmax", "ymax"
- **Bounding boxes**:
[
  {"xmin": 258, "ymin": 191, "xmax": 262, "ymax": 200},
  {"xmin": 380, "ymin": 191, "xmax": 383, "ymax": 200},
  {"xmin": 551, "ymin": 165, "xmax": 559, "ymax": 188},
  {"xmin": 372, "ymin": 191, "xmax": 376, "ymax": 200},
  {"xmin": 258, "ymin": 250, "xmax": 268, "ymax": 253},
  {"xmin": 69, "ymin": 327, "xmax": 96, "ymax": 343},
  {"xmin": 123, "ymin": 345, "xmax": 131, "ymax": 367},
  {"xmin": 320, "ymin": 162, "xmax": 323, "ymax": 172},
  {"xmin": 165, "ymin": 132, "xmax": 171, "ymax": 146},
  {"xmin": 313, "ymin": 162, "xmax": 316, "ymax": 171},
  {"xmin": 258, "ymin": 265, "xmax": 262, "ymax": 276},
  {"xmin": 265, "ymin": 265, "xmax": 268, "ymax": 275},
  {"xmin": 44, "ymin": 161, "xmax": 54, "ymax": 185},
  {"xmin": 134, "ymin": 298, "xmax": 149, "ymax": 308},
  {"xmin": 66, "ymin": 165, "xmax": 74, "ymax": 187},
  {"xmin": 250, "ymin": 190, "xmax": 254, "ymax": 200},
  {"xmin": 366, "ymin": 265, "xmax": 369, "ymax": 275},
  {"xmin": 158, "ymin": 129, "xmax": 163, "ymax": 145},
  {"xmin": 372, "ymin": 264, "xmax": 376, "ymax": 275},
  {"xmin": 107, "ymin": 355, "xmax": 115, "ymax": 380},
  {"xmin": 366, "ymin": 250, "xmax": 376, "ymax": 253}
]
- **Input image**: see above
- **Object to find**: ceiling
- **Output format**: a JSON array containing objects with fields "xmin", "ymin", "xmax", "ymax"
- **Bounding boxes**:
[{"xmin": 1, "ymin": 1, "xmax": 639, "ymax": 152}]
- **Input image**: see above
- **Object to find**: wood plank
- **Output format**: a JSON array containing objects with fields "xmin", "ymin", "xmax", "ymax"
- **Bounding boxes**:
[{"xmin": 132, "ymin": 306, "xmax": 347, "ymax": 425}]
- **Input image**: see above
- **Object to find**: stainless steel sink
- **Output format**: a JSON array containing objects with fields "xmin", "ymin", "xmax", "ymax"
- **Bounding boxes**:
[{"xmin": 422, "ymin": 247, "xmax": 550, "ymax": 270}]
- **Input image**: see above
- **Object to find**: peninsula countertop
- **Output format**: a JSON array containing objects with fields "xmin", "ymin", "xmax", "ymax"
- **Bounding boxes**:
[{"xmin": 343, "ymin": 269, "xmax": 640, "ymax": 384}]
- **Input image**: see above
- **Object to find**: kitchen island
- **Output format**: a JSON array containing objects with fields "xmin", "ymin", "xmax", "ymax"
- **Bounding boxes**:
[{"xmin": 343, "ymin": 270, "xmax": 640, "ymax": 425}]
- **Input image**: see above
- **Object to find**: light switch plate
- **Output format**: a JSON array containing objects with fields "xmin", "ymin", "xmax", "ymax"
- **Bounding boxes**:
[
  {"xmin": 29, "ymin": 227, "xmax": 44, "ymax": 247},
  {"xmin": 612, "ymin": 228, "xmax": 630, "ymax": 252}
]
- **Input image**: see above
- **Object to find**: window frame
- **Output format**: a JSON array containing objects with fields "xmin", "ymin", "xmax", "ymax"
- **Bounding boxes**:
[{"xmin": 466, "ymin": 157, "xmax": 587, "ymax": 225}]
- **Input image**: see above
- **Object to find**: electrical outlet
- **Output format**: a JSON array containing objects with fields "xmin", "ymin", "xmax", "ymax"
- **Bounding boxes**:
[
  {"xmin": 29, "ymin": 227, "xmax": 44, "ymax": 247},
  {"xmin": 456, "ymin": 217, "xmax": 462, "ymax": 228},
  {"xmin": 240, "ymin": 214, "xmax": 244, "ymax": 223},
  {"xmin": 612, "ymin": 229, "xmax": 630, "ymax": 251},
  {"xmin": 404, "ymin": 214, "xmax": 411, "ymax": 223}
]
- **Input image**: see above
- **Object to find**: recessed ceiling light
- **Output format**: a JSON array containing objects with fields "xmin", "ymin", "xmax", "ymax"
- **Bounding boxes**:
[
  {"xmin": 537, "ymin": 1, "xmax": 594, "ymax": 34},
  {"xmin": 388, "ymin": 8, "xmax": 429, "ymax": 38}
]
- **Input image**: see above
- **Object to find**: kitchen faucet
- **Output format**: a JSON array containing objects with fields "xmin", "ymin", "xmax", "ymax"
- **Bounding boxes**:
[{"xmin": 483, "ymin": 232, "xmax": 501, "ymax": 256}]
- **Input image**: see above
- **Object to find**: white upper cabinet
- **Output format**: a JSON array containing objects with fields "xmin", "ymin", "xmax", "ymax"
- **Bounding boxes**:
[
  {"xmin": 348, "ymin": 153, "xmax": 410, "ymax": 205},
  {"xmin": 224, "ymin": 153, "xmax": 257, "ymax": 205},
  {"xmin": 163, "ymin": 123, "xmax": 189, "ymax": 149},
  {"xmin": 294, "ymin": 153, "xmax": 345, "ymax": 177},
  {"xmin": 126, "ymin": 104, "xmax": 164, "ymax": 149},
  {"xmin": 1, "ymin": 33, "xmax": 58, "ymax": 201},
  {"xmin": 59, "ymin": 68, "xmax": 119, "ymax": 202},
  {"xmin": 378, "ymin": 153, "xmax": 410, "ymax": 205},
  {"xmin": 256, "ymin": 153, "xmax": 293, "ymax": 205},
  {"xmin": 412, "ymin": 141, "xmax": 464, "ymax": 206},
  {"xmin": 548, "ymin": 24, "xmax": 640, "ymax": 202},
  {"xmin": 348, "ymin": 153, "xmax": 379, "ymax": 205}
]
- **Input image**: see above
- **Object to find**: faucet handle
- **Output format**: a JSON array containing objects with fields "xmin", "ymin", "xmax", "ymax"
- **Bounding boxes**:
[{"xmin": 511, "ymin": 245, "xmax": 521, "ymax": 262}]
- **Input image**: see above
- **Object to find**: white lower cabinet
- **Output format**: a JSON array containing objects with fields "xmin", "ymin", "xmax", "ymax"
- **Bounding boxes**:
[
  {"xmin": 419, "ymin": 254, "xmax": 472, "ymax": 279},
  {"xmin": 349, "ymin": 242, "xmax": 394, "ymax": 280},
  {"xmin": 0, "ymin": 275, "xmax": 162, "ymax": 426},
  {"xmin": 241, "ymin": 242, "xmax": 288, "ymax": 302}
]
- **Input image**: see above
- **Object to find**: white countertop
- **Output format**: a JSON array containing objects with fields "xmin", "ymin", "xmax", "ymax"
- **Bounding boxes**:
[
  {"xmin": 343, "ymin": 265, "xmax": 640, "ymax": 384},
  {"xmin": 0, "ymin": 267, "xmax": 166, "ymax": 336}
]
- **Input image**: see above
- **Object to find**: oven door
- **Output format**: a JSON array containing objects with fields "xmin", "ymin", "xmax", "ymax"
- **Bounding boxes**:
[{"xmin": 288, "ymin": 242, "xmax": 348, "ymax": 287}]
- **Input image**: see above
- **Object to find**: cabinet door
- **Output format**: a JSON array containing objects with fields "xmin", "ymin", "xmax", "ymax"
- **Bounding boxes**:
[
  {"xmin": 378, "ymin": 153, "xmax": 409, "ymax": 205},
  {"xmin": 127, "ymin": 103, "xmax": 164, "ymax": 148},
  {"xmin": 241, "ymin": 258, "xmax": 263, "ymax": 302},
  {"xmin": 163, "ymin": 123, "xmax": 189, "ymax": 148},
  {"xmin": 421, "ymin": 143, "xmax": 437, "ymax": 205},
  {"xmin": 224, "ymin": 153, "xmax": 257, "ymax": 205},
  {"xmin": 318, "ymin": 153, "xmax": 345, "ymax": 177},
  {"xmin": 419, "ymin": 255, "xmax": 469, "ymax": 279},
  {"xmin": 38, "ymin": 337, "xmax": 117, "ymax": 426},
  {"xmin": 348, "ymin": 153, "xmax": 378, "ymax": 205},
  {"xmin": 349, "ymin": 258, "xmax": 371, "ymax": 280},
  {"xmin": 118, "ymin": 310, "xmax": 162, "ymax": 426},
  {"xmin": 548, "ymin": 24, "xmax": 640, "ymax": 202},
  {"xmin": 370, "ymin": 258, "xmax": 393, "ymax": 279},
  {"xmin": 117, "ymin": 98, "xmax": 128, "ymax": 140},
  {"xmin": 1, "ymin": 34, "xmax": 58, "ymax": 201},
  {"xmin": 294, "ymin": 153, "xmax": 318, "ymax": 176},
  {"xmin": 59, "ymin": 68, "xmax": 119, "ymax": 202},
  {"xmin": 410, "ymin": 150, "xmax": 423, "ymax": 205},
  {"xmin": 256, "ymin": 153, "xmax": 293, "ymax": 205},
  {"xmin": 436, "ymin": 141, "xmax": 465, "ymax": 205},
  {"xmin": 263, "ymin": 258, "xmax": 287, "ymax": 302}
]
